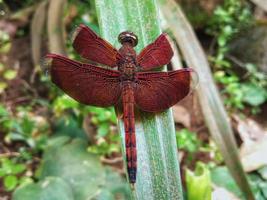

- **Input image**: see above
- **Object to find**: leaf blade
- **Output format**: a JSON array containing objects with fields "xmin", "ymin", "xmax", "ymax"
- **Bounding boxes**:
[{"xmin": 95, "ymin": 0, "xmax": 184, "ymax": 199}]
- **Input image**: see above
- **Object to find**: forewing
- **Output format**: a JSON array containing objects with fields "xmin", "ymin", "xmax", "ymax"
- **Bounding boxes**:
[
  {"xmin": 44, "ymin": 54, "xmax": 122, "ymax": 107},
  {"xmin": 134, "ymin": 68, "xmax": 197, "ymax": 112},
  {"xmin": 137, "ymin": 33, "xmax": 173, "ymax": 70},
  {"xmin": 72, "ymin": 24, "xmax": 122, "ymax": 67}
]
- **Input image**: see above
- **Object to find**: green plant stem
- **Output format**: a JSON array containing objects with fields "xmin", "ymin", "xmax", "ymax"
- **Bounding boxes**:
[
  {"xmin": 47, "ymin": 0, "xmax": 67, "ymax": 55},
  {"xmin": 95, "ymin": 0, "xmax": 184, "ymax": 199},
  {"xmin": 31, "ymin": 1, "xmax": 47, "ymax": 66}
]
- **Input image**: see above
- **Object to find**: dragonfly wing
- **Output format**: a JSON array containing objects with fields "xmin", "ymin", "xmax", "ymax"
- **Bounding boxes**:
[
  {"xmin": 72, "ymin": 24, "xmax": 122, "ymax": 67},
  {"xmin": 137, "ymin": 33, "xmax": 173, "ymax": 71},
  {"xmin": 134, "ymin": 68, "xmax": 197, "ymax": 112},
  {"xmin": 44, "ymin": 54, "xmax": 122, "ymax": 107}
]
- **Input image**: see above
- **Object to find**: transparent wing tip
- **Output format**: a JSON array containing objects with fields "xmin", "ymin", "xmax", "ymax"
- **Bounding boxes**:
[
  {"xmin": 187, "ymin": 68, "xmax": 199, "ymax": 91},
  {"xmin": 70, "ymin": 24, "xmax": 84, "ymax": 44}
]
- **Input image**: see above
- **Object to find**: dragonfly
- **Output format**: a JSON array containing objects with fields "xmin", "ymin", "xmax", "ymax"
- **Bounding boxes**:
[{"xmin": 44, "ymin": 24, "xmax": 197, "ymax": 184}]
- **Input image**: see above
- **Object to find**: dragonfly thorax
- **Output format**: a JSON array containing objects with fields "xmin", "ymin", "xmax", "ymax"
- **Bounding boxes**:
[
  {"xmin": 118, "ymin": 57, "xmax": 137, "ymax": 81},
  {"xmin": 118, "ymin": 42, "xmax": 138, "ymax": 80}
]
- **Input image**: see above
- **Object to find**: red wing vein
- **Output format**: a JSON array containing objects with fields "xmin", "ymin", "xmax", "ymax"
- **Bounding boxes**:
[
  {"xmin": 72, "ymin": 24, "xmax": 121, "ymax": 67},
  {"xmin": 134, "ymin": 69, "xmax": 196, "ymax": 112},
  {"xmin": 45, "ymin": 54, "xmax": 122, "ymax": 107},
  {"xmin": 137, "ymin": 34, "xmax": 173, "ymax": 70},
  {"xmin": 83, "ymin": 41, "xmax": 117, "ymax": 59}
]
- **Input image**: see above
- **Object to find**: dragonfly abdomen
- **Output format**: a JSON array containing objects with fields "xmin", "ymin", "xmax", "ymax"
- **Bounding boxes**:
[{"xmin": 122, "ymin": 81, "xmax": 137, "ymax": 183}]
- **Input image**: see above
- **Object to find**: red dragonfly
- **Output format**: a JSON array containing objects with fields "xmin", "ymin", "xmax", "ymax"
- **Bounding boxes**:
[{"xmin": 44, "ymin": 24, "xmax": 197, "ymax": 184}]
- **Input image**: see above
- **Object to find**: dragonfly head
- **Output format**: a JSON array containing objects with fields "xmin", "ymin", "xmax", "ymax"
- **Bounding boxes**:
[{"xmin": 118, "ymin": 31, "xmax": 138, "ymax": 47}]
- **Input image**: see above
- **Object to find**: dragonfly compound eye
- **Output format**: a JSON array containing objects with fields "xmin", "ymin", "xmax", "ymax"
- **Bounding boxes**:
[{"xmin": 118, "ymin": 31, "xmax": 138, "ymax": 47}]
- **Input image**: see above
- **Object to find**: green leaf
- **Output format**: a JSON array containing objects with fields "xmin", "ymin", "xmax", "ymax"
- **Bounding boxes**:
[
  {"xmin": 43, "ymin": 137, "xmax": 131, "ymax": 199},
  {"xmin": 248, "ymin": 173, "xmax": 267, "ymax": 200},
  {"xmin": 259, "ymin": 182, "xmax": 267, "ymax": 198},
  {"xmin": 0, "ymin": 104, "xmax": 9, "ymax": 116},
  {"xmin": 4, "ymin": 175, "xmax": 18, "ymax": 191},
  {"xmin": 92, "ymin": 167, "xmax": 132, "ymax": 199},
  {"xmin": 176, "ymin": 129, "xmax": 200, "ymax": 153},
  {"xmin": 159, "ymin": 0, "xmax": 255, "ymax": 199},
  {"xmin": 0, "ymin": 168, "xmax": 5, "ymax": 177},
  {"xmin": 97, "ymin": 123, "xmax": 110, "ymax": 137},
  {"xmin": 40, "ymin": 138, "xmax": 106, "ymax": 200},
  {"xmin": 3, "ymin": 69, "xmax": 17, "ymax": 80},
  {"xmin": 0, "ymin": 30, "xmax": 10, "ymax": 42},
  {"xmin": 93, "ymin": 190, "xmax": 114, "ymax": 200},
  {"xmin": 186, "ymin": 162, "xmax": 212, "ymax": 200},
  {"xmin": 211, "ymin": 167, "xmax": 243, "ymax": 198},
  {"xmin": 242, "ymin": 83, "xmax": 267, "ymax": 106},
  {"xmin": 218, "ymin": 35, "xmax": 227, "ymax": 47},
  {"xmin": 97, "ymin": 110, "xmax": 113, "ymax": 122},
  {"xmin": 0, "ymin": 42, "xmax": 11, "ymax": 54},
  {"xmin": 21, "ymin": 117, "xmax": 35, "ymax": 136},
  {"xmin": 0, "ymin": 62, "xmax": 4, "ymax": 72},
  {"xmin": 258, "ymin": 166, "xmax": 267, "ymax": 180},
  {"xmin": 11, "ymin": 164, "xmax": 26, "ymax": 174},
  {"xmin": 18, "ymin": 177, "xmax": 33, "ymax": 187},
  {"xmin": 54, "ymin": 116, "xmax": 87, "ymax": 140},
  {"xmin": 1, "ymin": 158, "xmax": 13, "ymax": 175},
  {"xmin": 53, "ymin": 95, "xmax": 79, "ymax": 112},
  {"xmin": 95, "ymin": 0, "xmax": 184, "ymax": 199},
  {"xmin": 13, "ymin": 177, "xmax": 74, "ymax": 200},
  {"xmin": 46, "ymin": 135, "xmax": 71, "ymax": 147},
  {"xmin": 0, "ymin": 82, "xmax": 7, "ymax": 93}
]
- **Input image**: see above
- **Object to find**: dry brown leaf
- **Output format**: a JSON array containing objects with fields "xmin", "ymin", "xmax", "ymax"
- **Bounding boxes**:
[
  {"xmin": 31, "ymin": 1, "xmax": 47, "ymax": 67},
  {"xmin": 233, "ymin": 114, "xmax": 267, "ymax": 144},
  {"xmin": 233, "ymin": 115, "xmax": 267, "ymax": 172},
  {"xmin": 240, "ymin": 135, "xmax": 267, "ymax": 172},
  {"xmin": 250, "ymin": 0, "xmax": 267, "ymax": 12},
  {"xmin": 172, "ymin": 105, "xmax": 190, "ymax": 128}
]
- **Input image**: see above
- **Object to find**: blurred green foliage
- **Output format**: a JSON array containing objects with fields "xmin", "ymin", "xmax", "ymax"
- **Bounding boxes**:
[
  {"xmin": 0, "ymin": 158, "xmax": 32, "ymax": 191},
  {"xmin": 208, "ymin": 0, "xmax": 267, "ymax": 112},
  {"xmin": 176, "ymin": 129, "xmax": 200, "ymax": 153},
  {"xmin": 0, "ymin": 31, "xmax": 13, "ymax": 93},
  {"xmin": 0, "ymin": 30, "xmax": 11, "ymax": 54},
  {"xmin": 212, "ymin": 167, "xmax": 267, "ymax": 199},
  {"xmin": 176, "ymin": 129, "xmax": 224, "ymax": 166},
  {"xmin": 0, "ymin": 104, "xmax": 49, "ymax": 151},
  {"xmin": 208, "ymin": 0, "xmax": 252, "ymax": 65},
  {"xmin": 52, "ymin": 94, "xmax": 120, "ymax": 156},
  {"xmin": 13, "ymin": 177, "xmax": 74, "ymax": 200}
]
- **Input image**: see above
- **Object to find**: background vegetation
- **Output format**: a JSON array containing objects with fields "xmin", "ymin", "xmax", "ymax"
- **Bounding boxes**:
[{"xmin": 0, "ymin": 0, "xmax": 267, "ymax": 199}]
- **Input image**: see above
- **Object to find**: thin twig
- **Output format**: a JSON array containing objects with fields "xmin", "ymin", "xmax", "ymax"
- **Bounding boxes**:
[
  {"xmin": 226, "ymin": 54, "xmax": 246, "ymax": 68},
  {"xmin": 101, "ymin": 156, "xmax": 123, "ymax": 164},
  {"xmin": 0, "ymin": 152, "xmax": 20, "ymax": 158}
]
